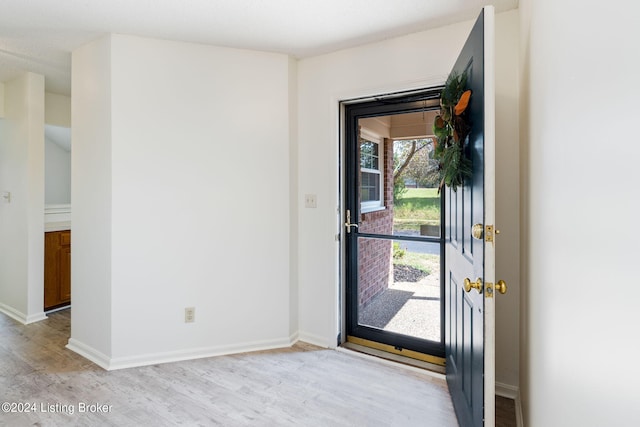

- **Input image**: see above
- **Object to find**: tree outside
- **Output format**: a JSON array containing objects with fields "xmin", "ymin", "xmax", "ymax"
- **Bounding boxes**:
[
  {"xmin": 393, "ymin": 138, "xmax": 441, "ymax": 233},
  {"xmin": 393, "ymin": 138, "xmax": 440, "ymax": 197}
]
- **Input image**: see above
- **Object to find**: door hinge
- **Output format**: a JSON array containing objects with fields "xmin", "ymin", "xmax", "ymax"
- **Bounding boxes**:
[{"xmin": 335, "ymin": 233, "xmax": 341, "ymax": 242}]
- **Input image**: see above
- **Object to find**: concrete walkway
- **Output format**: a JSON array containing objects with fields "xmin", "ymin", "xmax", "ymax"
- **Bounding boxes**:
[{"xmin": 359, "ymin": 258, "xmax": 442, "ymax": 342}]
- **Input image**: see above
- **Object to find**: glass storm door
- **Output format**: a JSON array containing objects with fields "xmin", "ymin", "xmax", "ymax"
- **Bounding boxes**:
[{"xmin": 343, "ymin": 91, "xmax": 446, "ymax": 366}]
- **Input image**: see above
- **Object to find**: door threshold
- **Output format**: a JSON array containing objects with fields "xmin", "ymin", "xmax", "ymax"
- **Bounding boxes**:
[{"xmin": 342, "ymin": 339, "xmax": 445, "ymax": 375}]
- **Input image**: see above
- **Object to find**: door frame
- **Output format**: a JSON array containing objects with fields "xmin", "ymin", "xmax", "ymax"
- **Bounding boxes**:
[{"xmin": 338, "ymin": 87, "xmax": 448, "ymax": 363}]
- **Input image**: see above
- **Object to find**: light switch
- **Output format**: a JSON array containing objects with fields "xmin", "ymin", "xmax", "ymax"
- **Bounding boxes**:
[
  {"xmin": 2, "ymin": 191, "xmax": 10, "ymax": 203},
  {"xmin": 304, "ymin": 194, "xmax": 317, "ymax": 208}
]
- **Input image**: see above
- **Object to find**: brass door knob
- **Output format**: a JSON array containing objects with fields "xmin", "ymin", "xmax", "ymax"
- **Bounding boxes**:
[
  {"xmin": 472, "ymin": 223, "xmax": 484, "ymax": 240},
  {"xmin": 495, "ymin": 280, "xmax": 508, "ymax": 294},
  {"xmin": 464, "ymin": 277, "xmax": 483, "ymax": 293}
]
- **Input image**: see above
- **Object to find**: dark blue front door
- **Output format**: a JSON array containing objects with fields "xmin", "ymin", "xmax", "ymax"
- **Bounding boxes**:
[{"xmin": 445, "ymin": 7, "xmax": 496, "ymax": 427}]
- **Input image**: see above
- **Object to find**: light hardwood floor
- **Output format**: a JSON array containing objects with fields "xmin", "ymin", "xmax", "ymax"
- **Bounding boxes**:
[{"xmin": 1, "ymin": 310, "xmax": 460, "ymax": 426}]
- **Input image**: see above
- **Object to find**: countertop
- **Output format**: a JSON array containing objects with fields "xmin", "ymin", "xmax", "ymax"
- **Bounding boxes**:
[{"xmin": 45, "ymin": 221, "xmax": 71, "ymax": 232}]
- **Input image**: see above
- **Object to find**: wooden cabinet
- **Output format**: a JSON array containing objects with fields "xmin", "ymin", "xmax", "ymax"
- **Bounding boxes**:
[{"xmin": 44, "ymin": 230, "xmax": 71, "ymax": 310}]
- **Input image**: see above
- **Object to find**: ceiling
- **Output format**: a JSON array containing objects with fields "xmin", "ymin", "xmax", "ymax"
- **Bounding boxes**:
[{"xmin": 1, "ymin": 0, "xmax": 518, "ymax": 96}]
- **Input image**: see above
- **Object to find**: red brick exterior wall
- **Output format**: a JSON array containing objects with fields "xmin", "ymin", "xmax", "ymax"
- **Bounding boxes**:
[{"xmin": 358, "ymin": 138, "xmax": 394, "ymax": 308}]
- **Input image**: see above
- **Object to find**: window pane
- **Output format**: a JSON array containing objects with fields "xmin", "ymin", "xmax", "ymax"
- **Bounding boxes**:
[
  {"xmin": 360, "ymin": 140, "xmax": 379, "ymax": 170},
  {"xmin": 361, "ymin": 171, "xmax": 380, "ymax": 202}
]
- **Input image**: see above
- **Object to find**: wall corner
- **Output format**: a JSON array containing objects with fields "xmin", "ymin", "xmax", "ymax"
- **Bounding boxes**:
[
  {"xmin": 288, "ymin": 55, "xmax": 300, "ymax": 337},
  {"xmin": 0, "ymin": 82, "xmax": 5, "ymax": 117}
]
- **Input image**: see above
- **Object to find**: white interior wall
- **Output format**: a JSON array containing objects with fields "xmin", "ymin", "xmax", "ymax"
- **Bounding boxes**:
[
  {"xmin": 297, "ymin": 18, "xmax": 469, "ymax": 347},
  {"xmin": 44, "ymin": 136, "xmax": 71, "ymax": 204},
  {"xmin": 0, "ymin": 72, "xmax": 46, "ymax": 324},
  {"xmin": 44, "ymin": 93, "xmax": 72, "ymax": 206},
  {"xmin": 297, "ymin": 10, "xmax": 521, "ymax": 390},
  {"xmin": 69, "ymin": 36, "xmax": 113, "ymax": 362},
  {"xmin": 70, "ymin": 34, "xmax": 293, "ymax": 368},
  {"xmin": 45, "ymin": 93, "xmax": 71, "ymax": 127},
  {"xmin": 520, "ymin": 0, "xmax": 640, "ymax": 425}
]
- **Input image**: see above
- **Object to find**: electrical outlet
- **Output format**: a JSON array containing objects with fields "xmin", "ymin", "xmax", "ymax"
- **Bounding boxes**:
[
  {"xmin": 304, "ymin": 194, "xmax": 317, "ymax": 208},
  {"xmin": 184, "ymin": 307, "xmax": 195, "ymax": 323}
]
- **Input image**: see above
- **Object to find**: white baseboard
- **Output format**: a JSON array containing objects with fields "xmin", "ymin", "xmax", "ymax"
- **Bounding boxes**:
[
  {"xmin": 25, "ymin": 311, "xmax": 47, "ymax": 324},
  {"xmin": 66, "ymin": 338, "xmax": 111, "ymax": 370},
  {"xmin": 515, "ymin": 394, "xmax": 524, "ymax": 427},
  {"xmin": 496, "ymin": 382, "xmax": 523, "ymax": 427},
  {"xmin": 496, "ymin": 381, "xmax": 518, "ymax": 399},
  {"xmin": 67, "ymin": 335, "xmax": 298, "ymax": 371},
  {"xmin": 0, "ymin": 302, "xmax": 47, "ymax": 324},
  {"xmin": 297, "ymin": 331, "xmax": 331, "ymax": 348}
]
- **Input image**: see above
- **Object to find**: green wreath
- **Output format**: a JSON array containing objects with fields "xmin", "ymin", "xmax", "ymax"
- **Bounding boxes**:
[{"xmin": 433, "ymin": 72, "xmax": 473, "ymax": 192}]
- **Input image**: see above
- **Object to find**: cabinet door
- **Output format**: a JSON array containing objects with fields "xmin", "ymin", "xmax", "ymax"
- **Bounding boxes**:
[
  {"xmin": 44, "ymin": 230, "xmax": 71, "ymax": 310},
  {"xmin": 44, "ymin": 232, "xmax": 59, "ymax": 309},
  {"xmin": 59, "ymin": 243, "xmax": 71, "ymax": 303}
]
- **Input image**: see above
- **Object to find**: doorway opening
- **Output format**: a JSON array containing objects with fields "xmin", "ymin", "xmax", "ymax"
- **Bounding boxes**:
[
  {"xmin": 44, "ymin": 124, "xmax": 72, "ymax": 314},
  {"xmin": 341, "ymin": 88, "xmax": 446, "ymax": 369}
]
